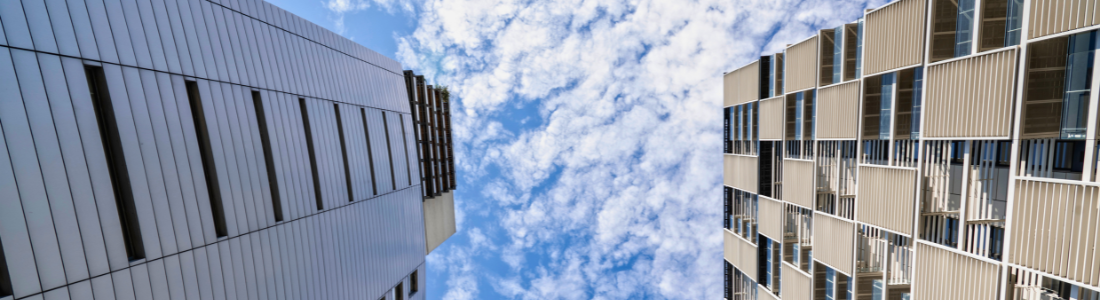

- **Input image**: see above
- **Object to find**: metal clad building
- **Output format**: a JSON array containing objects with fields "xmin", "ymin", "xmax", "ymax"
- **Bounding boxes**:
[
  {"xmin": 0, "ymin": 0, "xmax": 456, "ymax": 299},
  {"xmin": 724, "ymin": 0, "xmax": 1100, "ymax": 299}
]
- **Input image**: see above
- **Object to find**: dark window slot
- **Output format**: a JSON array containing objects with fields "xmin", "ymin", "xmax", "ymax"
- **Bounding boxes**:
[
  {"xmin": 399, "ymin": 115, "xmax": 413, "ymax": 187},
  {"xmin": 251, "ymin": 92, "xmax": 283, "ymax": 222},
  {"xmin": 185, "ymin": 81, "xmax": 229, "ymax": 237},
  {"xmin": 86, "ymin": 66, "xmax": 148, "ymax": 258},
  {"xmin": 409, "ymin": 270, "xmax": 418, "ymax": 294},
  {"xmin": 0, "ymin": 237, "xmax": 12, "ymax": 297},
  {"xmin": 395, "ymin": 282, "xmax": 404, "ymax": 300},
  {"xmin": 299, "ymin": 98, "xmax": 323, "ymax": 210},
  {"xmin": 334, "ymin": 104, "xmax": 354, "ymax": 202},
  {"xmin": 360, "ymin": 108, "xmax": 378, "ymax": 196},
  {"xmin": 382, "ymin": 113, "xmax": 397, "ymax": 191}
]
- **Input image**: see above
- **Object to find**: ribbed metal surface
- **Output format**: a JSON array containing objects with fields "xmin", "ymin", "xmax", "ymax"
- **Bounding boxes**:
[
  {"xmin": 724, "ymin": 61, "xmax": 760, "ymax": 107},
  {"xmin": 1028, "ymin": 0, "xmax": 1100, "ymax": 39},
  {"xmin": 1009, "ymin": 179, "xmax": 1100, "ymax": 287},
  {"xmin": 759, "ymin": 196, "xmax": 785, "ymax": 240},
  {"xmin": 724, "ymin": 154, "xmax": 759, "ymax": 194},
  {"xmin": 783, "ymin": 159, "xmax": 815, "ymax": 208},
  {"xmin": 758, "ymin": 96, "xmax": 785, "ymax": 140},
  {"xmin": 915, "ymin": 242, "xmax": 1000, "ymax": 300},
  {"xmin": 781, "ymin": 262, "xmax": 812, "ymax": 300},
  {"xmin": 813, "ymin": 213, "xmax": 855, "ymax": 275},
  {"xmin": 864, "ymin": 0, "xmax": 927, "ymax": 75},
  {"xmin": 815, "ymin": 81, "xmax": 861, "ymax": 139},
  {"xmin": 723, "ymin": 229, "xmax": 758, "ymax": 281},
  {"xmin": 925, "ymin": 48, "xmax": 1018, "ymax": 138},
  {"xmin": 785, "ymin": 36, "xmax": 819, "ymax": 92},
  {"xmin": 0, "ymin": 0, "xmax": 427, "ymax": 298},
  {"xmin": 857, "ymin": 165, "xmax": 917, "ymax": 235}
]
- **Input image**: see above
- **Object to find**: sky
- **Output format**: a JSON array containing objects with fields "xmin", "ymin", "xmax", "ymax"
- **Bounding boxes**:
[{"xmin": 271, "ymin": 0, "xmax": 891, "ymax": 298}]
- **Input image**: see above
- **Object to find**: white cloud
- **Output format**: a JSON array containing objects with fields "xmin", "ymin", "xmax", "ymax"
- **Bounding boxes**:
[{"xmin": 392, "ymin": 0, "xmax": 891, "ymax": 298}]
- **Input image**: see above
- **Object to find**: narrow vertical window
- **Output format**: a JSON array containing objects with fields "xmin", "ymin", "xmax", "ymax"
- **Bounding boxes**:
[
  {"xmin": 409, "ymin": 270, "xmax": 418, "ymax": 294},
  {"xmin": 0, "ymin": 237, "xmax": 12, "ymax": 297},
  {"xmin": 360, "ymin": 108, "xmax": 378, "ymax": 195},
  {"xmin": 395, "ymin": 282, "xmax": 404, "ymax": 300},
  {"xmin": 333, "ymin": 104, "xmax": 353, "ymax": 202},
  {"xmin": 299, "ymin": 98, "xmax": 323, "ymax": 210},
  {"xmin": 185, "ymin": 81, "xmax": 229, "ymax": 237},
  {"xmin": 399, "ymin": 115, "xmax": 413, "ymax": 187},
  {"xmin": 86, "ymin": 66, "xmax": 147, "ymax": 258},
  {"xmin": 252, "ymin": 92, "xmax": 283, "ymax": 222},
  {"xmin": 382, "ymin": 113, "xmax": 397, "ymax": 191},
  {"xmin": 954, "ymin": 0, "xmax": 975, "ymax": 57},
  {"xmin": 1004, "ymin": 0, "xmax": 1024, "ymax": 46}
]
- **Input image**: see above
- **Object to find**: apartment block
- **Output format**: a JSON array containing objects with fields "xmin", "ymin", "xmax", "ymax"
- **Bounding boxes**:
[
  {"xmin": 723, "ymin": 0, "xmax": 1100, "ymax": 299},
  {"xmin": 0, "ymin": 1, "xmax": 455, "ymax": 300}
]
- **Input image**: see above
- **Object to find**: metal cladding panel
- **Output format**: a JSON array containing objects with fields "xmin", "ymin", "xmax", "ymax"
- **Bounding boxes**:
[
  {"xmin": 815, "ymin": 81, "xmax": 860, "ymax": 139},
  {"xmin": 925, "ymin": 48, "xmax": 1018, "ymax": 138},
  {"xmin": 724, "ymin": 154, "xmax": 758, "ymax": 193},
  {"xmin": 759, "ymin": 196, "xmax": 785, "ymax": 240},
  {"xmin": 783, "ymin": 159, "xmax": 815, "ymax": 208},
  {"xmin": 758, "ymin": 96, "xmax": 785, "ymax": 140},
  {"xmin": 724, "ymin": 61, "xmax": 760, "ymax": 107},
  {"xmin": 857, "ymin": 165, "xmax": 917, "ymax": 235},
  {"xmin": 813, "ymin": 213, "xmax": 855, "ymax": 275},
  {"xmin": 864, "ymin": 0, "xmax": 927, "ymax": 75},
  {"xmin": 786, "ymin": 36, "xmax": 818, "ymax": 92},
  {"xmin": 723, "ymin": 229, "xmax": 757, "ymax": 281},
  {"xmin": 1028, "ymin": 0, "xmax": 1100, "ymax": 39},
  {"xmin": 0, "ymin": 0, "xmax": 425, "ymax": 297},
  {"xmin": 781, "ymin": 262, "xmax": 812, "ymax": 300},
  {"xmin": 1009, "ymin": 179, "xmax": 1100, "ymax": 287},
  {"xmin": 914, "ymin": 242, "xmax": 1000, "ymax": 300}
]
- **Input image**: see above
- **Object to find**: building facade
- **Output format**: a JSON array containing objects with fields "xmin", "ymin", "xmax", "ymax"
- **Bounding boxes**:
[
  {"xmin": 724, "ymin": 0, "xmax": 1100, "ymax": 299},
  {"xmin": 0, "ymin": 0, "xmax": 455, "ymax": 299}
]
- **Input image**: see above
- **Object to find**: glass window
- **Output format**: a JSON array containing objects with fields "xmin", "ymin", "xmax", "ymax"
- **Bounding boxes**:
[
  {"xmin": 727, "ymin": 108, "xmax": 735, "ymax": 142},
  {"xmin": 872, "ymin": 280, "xmax": 885, "ymax": 300},
  {"xmin": 1005, "ymin": 0, "xmax": 1024, "ymax": 46},
  {"xmin": 912, "ymin": 67, "xmax": 924, "ymax": 139},
  {"xmin": 955, "ymin": 0, "xmax": 975, "ymax": 57},
  {"xmin": 769, "ymin": 56, "xmax": 776, "ymax": 97},
  {"xmin": 795, "ymin": 92, "xmax": 804, "ymax": 140},
  {"xmin": 826, "ymin": 268, "xmax": 836, "ymax": 300},
  {"xmin": 1061, "ymin": 31, "xmax": 1097, "ymax": 140},
  {"xmin": 834, "ymin": 26, "xmax": 844, "ymax": 84},
  {"xmin": 856, "ymin": 19, "xmax": 864, "ymax": 78},
  {"xmin": 880, "ymin": 73, "xmax": 895, "ymax": 140}
]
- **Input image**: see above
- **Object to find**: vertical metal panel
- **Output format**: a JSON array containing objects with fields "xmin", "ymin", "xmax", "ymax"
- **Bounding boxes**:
[
  {"xmin": 161, "ymin": 0, "xmax": 192, "ymax": 76},
  {"xmin": 84, "ymin": 0, "xmax": 119, "ymax": 63},
  {"xmin": 162, "ymin": 75, "xmax": 209, "ymax": 246},
  {"xmin": 131, "ymin": 68, "xmax": 181, "ymax": 257},
  {"xmin": 813, "ymin": 213, "xmax": 855, "ymax": 275},
  {"xmin": 723, "ymin": 154, "xmax": 758, "ymax": 193},
  {"xmin": 0, "ymin": 47, "xmax": 43, "ymax": 299},
  {"xmin": 197, "ymin": 80, "xmax": 240, "ymax": 237},
  {"xmin": 42, "ymin": 0, "xmax": 80, "ymax": 56},
  {"xmin": 815, "ymin": 81, "xmax": 861, "ymax": 139},
  {"xmin": 781, "ymin": 262, "xmax": 812, "ymax": 300},
  {"xmin": 759, "ymin": 196, "xmax": 785, "ymax": 240},
  {"xmin": 118, "ymin": 0, "xmax": 153, "ymax": 69},
  {"xmin": 783, "ymin": 159, "xmax": 815, "ymax": 208},
  {"xmin": 1009, "ymin": 179, "xmax": 1100, "ymax": 286},
  {"xmin": 724, "ymin": 61, "xmax": 760, "ymax": 107},
  {"xmin": 724, "ymin": 229, "xmax": 758, "ymax": 281},
  {"xmin": 112, "ymin": 269, "xmax": 136, "ymax": 300},
  {"xmin": 200, "ymin": 1, "xmax": 228, "ymax": 82},
  {"xmin": 857, "ymin": 165, "xmax": 917, "ymax": 235},
  {"xmin": 20, "ymin": 0, "xmax": 60, "ymax": 54},
  {"xmin": 925, "ymin": 48, "xmax": 1017, "ymax": 138},
  {"xmin": 141, "ymin": 70, "xmax": 194, "ymax": 252},
  {"xmin": 914, "ymin": 242, "xmax": 1000, "ymax": 300},
  {"xmin": 130, "ymin": 264, "xmax": 154, "ymax": 300},
  {"xmin": 759, "ymin": 96, "xmax": 785, "ymax": 140},
  {"xmin": 864, "ymin": 0, "xmax": 928, "ymax": 75},
  {"xmin": 1028, "ymin": 0, "xmax": 1100, "ymax": 39},
  {"xmin": 786, "ymin": 36, "xmax": 819, "ymax": 92},
  {"xmin": 147, "ymin": 259, "xmax": 171, "ymax": 300},
  {"xmin": 140, "ymin": 0, "xmax": 174, "ymax": 73}
]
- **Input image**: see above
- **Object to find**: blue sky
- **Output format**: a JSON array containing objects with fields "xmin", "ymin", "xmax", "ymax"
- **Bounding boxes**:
[{"xmin": 272, "ymin": 0, "xmax": 890, "ymax": 298}]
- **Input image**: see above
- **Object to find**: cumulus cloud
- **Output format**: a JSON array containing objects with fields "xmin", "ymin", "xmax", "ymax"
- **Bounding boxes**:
[{"xmin": 384, "ymin": 0, "xmax": 893, "ymax": 298}]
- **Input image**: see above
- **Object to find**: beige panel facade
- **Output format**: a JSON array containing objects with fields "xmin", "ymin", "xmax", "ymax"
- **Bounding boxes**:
[
  {"xmin": 759, "ymin": 196, "xmax": 785, "ymax": 240},
  {"xmin": 783, "ymin": 159, "xmax": 815, "ymax": 208},
  {"xmin": 759, "ymin": 96, "xmax": 785, "ymax": 140},
  {"xmin": 1028, "ymin": 0, "xmax": 1100, "ymax": 39},
  {"xmin": 815, "ymin": 81, "xmax": 861, "ymax": 139},
  {"xmin": 813, "ymin": 213, "xmax": 855, "ymax": 275},
  {"xmin": 924, "ymin": 48, "xmax": 1018, "ymax": 138},
  {"xmin": 914, "ymin": 242, "xmax": 1001, "ymax": 300},
  {"xmin": 725, "ymin": 154, "xmax": 759, "ymax": 193},
  {"xmin": 1009, "ymin": 179, "xmax": 1100, "ymax": 287},
  {"xmin": 725, "ymin": 61, "xmax": 760, "ymax": 107},
  {"xmin": 424, "ymin": 191, "xmax": 457, "ymax": 254},
  {"xmin": 857, "ymin": 165, "xmax": 916, "ymax": 235},
  {"xmin": 781, "ymin": 262, "xmax": 812, "ymax": 300},
  {"xmin": 725, "ymin": 229, "xmax": 759, "ymax": 281},
  {"xmin": 786, "ymin": 37, "xmax": 819, "ymax": 92},
  {"xmin": 864, "ymin": 0, "xmax": 927, "ymax": 75}
]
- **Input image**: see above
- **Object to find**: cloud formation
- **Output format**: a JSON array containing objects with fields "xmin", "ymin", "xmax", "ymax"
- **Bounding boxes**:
[{"xmin": 336, "ymin": 0, "xmax": 890, "ymax": 298}]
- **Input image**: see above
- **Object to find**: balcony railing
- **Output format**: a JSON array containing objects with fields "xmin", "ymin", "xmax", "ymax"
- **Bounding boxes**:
[
  {"xmin": 887, "ymin": 244, "xmax": 913, "ymax": 285},
  {"xmin": 857, "ymin": 235, "xmax": 886, "ymax": 273}
]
